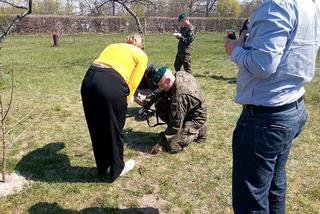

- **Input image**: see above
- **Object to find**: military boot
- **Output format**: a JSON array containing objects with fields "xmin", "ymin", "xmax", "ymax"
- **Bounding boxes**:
[{"xmin": 195, "ymin": 124, "xmax": 207, "ymax": 143}]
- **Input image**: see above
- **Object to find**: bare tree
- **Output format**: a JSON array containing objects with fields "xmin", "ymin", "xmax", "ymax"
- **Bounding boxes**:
[
  {"xmin": 81, "ymin": 0, "xmax": 220, "ymax": 18},
  {"xmin": 185, "ymin": 0, "xmax": 199, "ymax": 15},
  {"xmin": 92, "ymin": 0, "xmax": 154, "ymax": 34},
  {"xmin": 115, "ymin": 0, "xmax": 145, "ymax": 33},
  {"xmin": 203, "ymin": 0, "xmax": 218, "ymax": 17},
  {"xmin": 0, "ymin": 0, "xmax": 33, "ymax": 183},
  {"xmin": 186, "ymin": 0, "xmax": 218, "ymax": 17},
  {"xmin": 82, "ymin": 0, "xmax": 109, "ymax": 15},
  {"xmin": 240, "ymin": 0, "xmax": 262, "ymax": 18},
  {"xmin": 164, "ymin": 0, "xmax": 218, "ymax": 17}
]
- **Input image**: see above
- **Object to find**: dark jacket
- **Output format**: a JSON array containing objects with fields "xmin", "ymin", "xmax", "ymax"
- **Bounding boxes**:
[{"xmin": 177, "ymin": 24, "xmax": 195, "ymax": 55}]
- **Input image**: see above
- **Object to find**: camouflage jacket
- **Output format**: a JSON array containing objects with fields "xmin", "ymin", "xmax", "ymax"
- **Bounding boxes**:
[
  {"xmin": 177, "ymin": 23, "xmax": 195, "ymax": 55},
  {"xmin": 166, "ymin": 71, "xmax": 207, "ymax": 135}
]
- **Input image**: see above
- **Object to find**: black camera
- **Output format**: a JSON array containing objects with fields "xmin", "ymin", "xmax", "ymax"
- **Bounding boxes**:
[{"xmin": 226, "ymin": 29, "xmax": 237, "ymax": 40}]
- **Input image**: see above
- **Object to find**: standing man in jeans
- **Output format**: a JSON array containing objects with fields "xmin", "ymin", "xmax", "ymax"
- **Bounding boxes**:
[
  {"xmin": 174, "ymin": 12, "xmax": 195, "ymax": 73},
  {"xmin": 224, "ymin": 0, "xmax": 320, "ymax": 213}
]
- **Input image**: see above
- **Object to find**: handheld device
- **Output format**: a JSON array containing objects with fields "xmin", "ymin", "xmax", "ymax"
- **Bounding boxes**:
[{"xmin": 226, "ymin": 29, "xmax": 237, "ymax": 40}]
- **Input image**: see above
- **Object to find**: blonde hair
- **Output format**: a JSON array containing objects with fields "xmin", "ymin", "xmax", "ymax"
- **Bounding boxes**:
[{"xmin": 126, "ymin": 34, "xmax": 144, "ymax": 50}]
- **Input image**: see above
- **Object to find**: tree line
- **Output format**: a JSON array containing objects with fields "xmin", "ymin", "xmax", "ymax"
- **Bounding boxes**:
[{"xmin": 0, "ymin": 0, "xmax": 262, "ymax": 18}]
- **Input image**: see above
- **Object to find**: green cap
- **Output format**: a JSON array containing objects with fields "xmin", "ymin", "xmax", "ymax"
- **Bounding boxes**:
[
  {"xmin": 178, "ymin": 12, "xmax": 189, "ymax": 21},
  {"xmin": 151, "ymin": 66, "xmax": 168, "ymax": 86}
]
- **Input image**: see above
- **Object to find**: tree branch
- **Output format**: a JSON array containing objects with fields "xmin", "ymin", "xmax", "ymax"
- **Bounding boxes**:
[
  {"xmin": 114, "ymin": 0, "xmax": 143, "ymax": 34},
  {"xmin": 95, "ymin": 1, "xmax": 109, "ymax": 11},
  {"xmin": 91, "ymin": 0, "xmax": 154, "ymax": 33},
  {"xmin": 5, "ymin": 109, "xmax": 35, "ymax": 136},
  {"xmin": 0, "ymin": 0, "xmax": 32, "ymax": 44},
  {"xmin": 6, "ymin": 112, "xmax": 43, "ymax": 149},
  {"xmin": 0, "ymin": 93, "xmax": 3, "ymax": 122},
  {"xmin": 2, "ymin": 66, "xmax": 14, "ymax": 121},
  {"xmin": 0, "ymin": 0, "xmax": 28, "ymax": 10}
]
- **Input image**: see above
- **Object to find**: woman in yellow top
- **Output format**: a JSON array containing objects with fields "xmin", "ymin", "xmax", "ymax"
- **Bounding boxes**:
[{"xmin": 81, "ymin": 34, "xmax": 148, "ymax": 182}]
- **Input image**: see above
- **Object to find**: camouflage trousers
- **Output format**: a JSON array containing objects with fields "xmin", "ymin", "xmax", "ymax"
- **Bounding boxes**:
[
  {"xmin": 159, "ymin": 121, "xmax": 207, "ymax": 153},
  {"xmin": 174, "ymin": 52, "xmax": 192, "ymax": 73},
  {"xmin": 155, "ymin": 97, "xmax": 207, "ymax": 153}
]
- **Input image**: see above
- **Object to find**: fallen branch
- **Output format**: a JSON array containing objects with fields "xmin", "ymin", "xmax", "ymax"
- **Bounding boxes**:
[
  {"xmin": 6, "ymin": 112, "xmax": 43, "ymax": 149},
  {"xmin": 5, "ymin": 109, "xmax": 35, "ymax": 136}
]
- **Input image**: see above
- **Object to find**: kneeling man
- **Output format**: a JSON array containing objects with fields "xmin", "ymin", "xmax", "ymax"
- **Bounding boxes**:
[{"xmin": 137, "ymin": 66, "xmax": 207, "ymax": 153}]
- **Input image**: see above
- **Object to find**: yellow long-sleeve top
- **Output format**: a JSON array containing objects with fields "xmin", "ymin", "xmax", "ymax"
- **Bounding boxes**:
[{"xmin": 93, "ymin": 43, "xmax": 148, "ymax": 102}]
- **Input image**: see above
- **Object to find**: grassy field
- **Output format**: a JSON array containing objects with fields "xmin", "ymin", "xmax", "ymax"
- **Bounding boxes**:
[{"xmin": 0, "ymin": 33, "xmax": 319, "ymax": 213}]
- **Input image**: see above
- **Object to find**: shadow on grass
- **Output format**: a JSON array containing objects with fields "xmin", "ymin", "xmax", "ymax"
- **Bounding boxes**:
[
  {"xmin": 127, "ymin": 106, "xmax": 141, "ymax": 118},
  {"xmin": 194, "ymin": 74, "xmax": 237, "ymax": 84},
  {"xmin": 15, "ymin": 142, "xmax": 111, "ymax": 183},
  {"xmin": 123, "ymin": 128, "xmax": 161, "ymax": 154},
  {"xmin": 127, "ymin": 107, "xmax": 158, "ymax": 122},
  {"xmin": 29, "ymin": 202, "xmax": 160, "ymax": 214},
  {"xmin": 125, "ymin": 107, "xmax": 164, "ymax": 154}
]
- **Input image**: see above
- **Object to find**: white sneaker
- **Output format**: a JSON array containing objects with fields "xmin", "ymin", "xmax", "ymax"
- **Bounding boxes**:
[{"xmin": 120, "ymin": 159, "xmax": 136, "ymax": 176}]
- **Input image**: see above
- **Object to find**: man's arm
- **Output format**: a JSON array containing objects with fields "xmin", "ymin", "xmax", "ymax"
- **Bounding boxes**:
[
  {"xmin": 179, "ymin": 26, "xmax": 195, "ymax": 44},
  {"xmin": 227, "ymin": 2, "xmax": 296, "ymax": 79}
]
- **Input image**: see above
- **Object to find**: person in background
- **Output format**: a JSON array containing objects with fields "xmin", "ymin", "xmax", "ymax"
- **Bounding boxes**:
[
  {"xmin": 224, "ymin": 0, "xmax": 320, "ymax": 213},
  {"xmin": 81, "ymin": 34, "xmax": 148, "ymax": 182},
  {"xmin": 136, "ymin": 66, "xmax": 207, "ymax": 154},
  {"xmin": 173, "ymin": 12, "xmax": 195, "ymax": 73}
]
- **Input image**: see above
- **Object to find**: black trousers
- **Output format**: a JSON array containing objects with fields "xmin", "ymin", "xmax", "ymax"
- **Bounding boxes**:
[{"xmin": 81, "ymin": 65, "xmax": 129, "ymax": 182}]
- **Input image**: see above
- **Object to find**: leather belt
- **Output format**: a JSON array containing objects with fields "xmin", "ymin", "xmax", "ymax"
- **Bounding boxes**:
[{"xmin": 243, "ymin": 96, "xmax": 304, "ymax": 113}]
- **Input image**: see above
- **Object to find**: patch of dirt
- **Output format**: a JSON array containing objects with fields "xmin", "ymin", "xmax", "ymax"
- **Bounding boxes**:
[
  {"xmin": 138, "ymin": 194, "xmax": 184, "ymax": 214},
  {"xmin": 0, "ymin": 172, "xmax": 29, "ymax": 197},
  {"xmin": 138, "ymin": 194, "xmax": 170, "ymax": 210}
]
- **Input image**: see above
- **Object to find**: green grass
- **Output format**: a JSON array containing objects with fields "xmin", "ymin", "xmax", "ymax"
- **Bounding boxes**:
[{"xmin": 0, "ymin": 33, "xmax": 319, "ymax": 213}]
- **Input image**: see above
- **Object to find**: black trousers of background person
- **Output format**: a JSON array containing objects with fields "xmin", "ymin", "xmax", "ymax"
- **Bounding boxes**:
[{"xmin": 81, "ymin": 65, "xmax": 129, "ymax": 182}]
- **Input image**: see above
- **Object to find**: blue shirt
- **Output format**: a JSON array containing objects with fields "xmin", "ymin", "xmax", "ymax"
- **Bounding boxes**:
[{"xmin": 231, "ymin": 0, "xmax": 320, "ymax": 106}]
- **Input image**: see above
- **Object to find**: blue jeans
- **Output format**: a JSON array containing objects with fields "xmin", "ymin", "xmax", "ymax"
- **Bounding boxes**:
[{"xmin": 232, "ymin": 100, "xmax": 308, "ymax": 214}]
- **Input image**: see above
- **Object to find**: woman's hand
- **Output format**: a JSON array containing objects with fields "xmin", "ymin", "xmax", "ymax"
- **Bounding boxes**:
[{"xmin": 134, "ymin": 92, "xmax": 147, "ymax": 106}]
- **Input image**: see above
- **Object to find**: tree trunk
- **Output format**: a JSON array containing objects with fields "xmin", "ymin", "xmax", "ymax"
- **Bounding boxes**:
[
  {"xmin": 112, "ymin": 1, "xmax": 115, "ymax": 16},
  {"xmin": 53, "ymin": 33, "xmax": 60, "ymax": 46},
  {"xmin": 118, "ymin": 1, "xmax": 143, "ymax": 34},
  {"xmin": 2, "ymin": 142, "xmax": 6, "ymax": 183},
  {"xmin": 1, "ymin": 118, "xmax": 6, "ymax": 183},
  {"xmin": 0, "ymin": 0, "xmax": 32, "ymax": 184}
]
